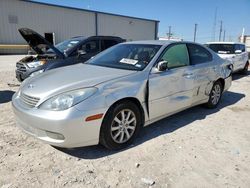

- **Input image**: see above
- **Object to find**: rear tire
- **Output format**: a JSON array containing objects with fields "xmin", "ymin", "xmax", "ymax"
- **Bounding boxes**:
[
  {"xmin": 205, "ymin": 81, "xmax": 223, "ymax": 109},
  {"xmin": 100, "ymin": 101, "xmax": 142, "ymax": 150},
  {"xmin": 240, "ymin": 61, "xmax": 249, "ymax": 75}
]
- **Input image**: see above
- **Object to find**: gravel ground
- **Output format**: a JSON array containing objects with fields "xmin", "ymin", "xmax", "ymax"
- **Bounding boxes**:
[{"xmin": 0, "ymin": 55, "xmax": 250, "ymax": 188}]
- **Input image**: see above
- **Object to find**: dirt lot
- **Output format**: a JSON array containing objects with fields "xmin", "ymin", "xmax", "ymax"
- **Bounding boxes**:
[{"xmin": 0, "ymin": 55, "xmax": 250, "ymax": 188}]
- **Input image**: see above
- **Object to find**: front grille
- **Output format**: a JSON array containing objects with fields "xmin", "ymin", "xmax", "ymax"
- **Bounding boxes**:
[
  {"xmin": 20, "ymin": 92, "xmax": 40, "ymax": 108},
  {"xmin": 16, "ymin": 62, "xmax": 27, "ymax": 73}
]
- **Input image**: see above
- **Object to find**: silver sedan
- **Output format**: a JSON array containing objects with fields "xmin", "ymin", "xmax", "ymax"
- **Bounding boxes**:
[{"xmin": 12, "ymin": 40, "xmax": 232, "ymax": 150}]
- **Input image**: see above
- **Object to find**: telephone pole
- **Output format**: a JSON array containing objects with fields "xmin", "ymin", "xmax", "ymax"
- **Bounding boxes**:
[
  {"xmin": 223, "ymin": 30, "xmax": 226, "ymax": 41},
  {"xmin": 167, "ymin": 26, "xmax": 172, "ymax": 40},
  {"xmin": 194, "ymin": 23, "xmax": 198, "ymax": 42},
  {"xmin": 219, "ymin": 21, "xmax": 223, "ymax": 41}
]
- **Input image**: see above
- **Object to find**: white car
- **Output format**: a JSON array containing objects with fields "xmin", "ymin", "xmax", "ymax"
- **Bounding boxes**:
[{"xmin": 206, "ymin": 42, "xmax": 249, "ymax": 74}]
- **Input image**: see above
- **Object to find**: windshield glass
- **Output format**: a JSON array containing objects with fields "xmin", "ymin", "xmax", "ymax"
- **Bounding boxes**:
[
  {"xmin": 47, "ymin": 39, "xmax": 82, "ymax": 53},
  {"xmin": 208, "ymin": 44, "xmax": 235, "ymax": 54},
  {"xmin": 86, "ymin": 44, "xmax": 161, "ymax": 71}
]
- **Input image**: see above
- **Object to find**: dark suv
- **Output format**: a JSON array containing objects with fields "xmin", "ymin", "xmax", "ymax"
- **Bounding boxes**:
[{"xmin": 16, "ymin": 28, "xmax": 125, "ymax": 81}]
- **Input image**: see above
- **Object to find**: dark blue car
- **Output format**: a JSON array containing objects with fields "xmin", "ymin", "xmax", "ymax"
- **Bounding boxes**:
[{"xmin": 16, "ymin": 28, "xmax": 125, "ymax": 81}]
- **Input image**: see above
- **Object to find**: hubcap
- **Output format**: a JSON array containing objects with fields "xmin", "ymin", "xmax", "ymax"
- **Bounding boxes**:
[
  {"xmin": 110, "ymin": 109, "xmax": 137, "ymax": 144},
  {"xmin": 211, "ymin": 84, "xmax": 221, "ymax": 105}
]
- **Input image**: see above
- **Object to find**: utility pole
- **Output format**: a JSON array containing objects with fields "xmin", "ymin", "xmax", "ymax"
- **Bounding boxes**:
[
  {"xmin": 219, "ymin": 20, "xmax": 223, "ymax": 41},
  {"xmin": 167, "ymin": 26, "xmax": 172, "ymax": 40},
  {"xmin": 194, "ymin": 23, "xmax": 198, "ymax": 42},
  {"xmin": 223, "ymin": 30, "xmax": 226, "ymax": 41}
]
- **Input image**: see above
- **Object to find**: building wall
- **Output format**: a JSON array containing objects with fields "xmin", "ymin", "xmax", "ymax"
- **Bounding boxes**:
[
  {"xmin": 97, "ymin": 13, "xmax": 156, "ymax": 41},
  {"xmin": 0, "ymin": 0, "xmax": 96, "ymax": 45}
]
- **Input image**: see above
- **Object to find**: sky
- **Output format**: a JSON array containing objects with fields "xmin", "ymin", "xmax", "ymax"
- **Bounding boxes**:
[{"xmin": 33, "ymin": 0, "xmax": 250, "ymax": 43}]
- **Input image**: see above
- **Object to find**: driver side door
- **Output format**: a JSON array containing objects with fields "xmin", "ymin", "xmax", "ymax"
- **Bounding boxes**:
[{"xmin": 148, "ymin": 43, "xmax": 195, "ymax": 120}]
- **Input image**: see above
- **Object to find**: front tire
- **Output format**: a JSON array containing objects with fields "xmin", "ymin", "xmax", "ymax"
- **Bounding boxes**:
[
  {"xmin": 205, "ymin": 81, "xmax": 223, "ymax": 109},
  {"xmin": 100, "ymin": 101, "xmax": 142, "ymax": 150}
]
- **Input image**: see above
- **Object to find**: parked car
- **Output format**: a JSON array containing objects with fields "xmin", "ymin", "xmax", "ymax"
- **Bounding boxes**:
[
  {"xmin": 206, "ymin": 42, "xmax": 249, "ymax": 74},
  {"xmin": 16, "ymin": 28, "xmax": 125, "ymax": 81},
  {"xmin": 12, "ymin": 41, "xmax": 232, "ymax": 150}
]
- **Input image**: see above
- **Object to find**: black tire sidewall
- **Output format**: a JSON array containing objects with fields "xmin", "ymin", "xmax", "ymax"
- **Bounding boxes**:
[{"xmin": 100, "ymin": 102, "xmax": 142, "ymax": 150}]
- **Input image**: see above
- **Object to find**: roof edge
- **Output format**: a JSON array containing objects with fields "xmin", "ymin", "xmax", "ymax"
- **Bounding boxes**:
[{"xmin": 22, "ymin": 0, "xmax": 160, "ymax": 23}]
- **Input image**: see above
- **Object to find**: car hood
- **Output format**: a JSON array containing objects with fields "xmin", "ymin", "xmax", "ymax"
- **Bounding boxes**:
[
  {"xmin": 18, "ymin": 28, "xmax": 64, "ymax": 58},
  {"xmin": 21, "ymin": 64, "xmax": 137, "ymax": 99}
]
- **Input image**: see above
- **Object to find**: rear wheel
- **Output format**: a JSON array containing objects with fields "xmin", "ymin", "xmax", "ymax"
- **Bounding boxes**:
[
  {"xmin": 205, "ymin": 81, "xmax": 223, "ymax": 109},
  {"xmin": 100, "ymin": 101, "xmax": 142, "ymax": 150},
  {"xmin": 240, "ymin": 61, "xmax": 249, "ymax": 75}
]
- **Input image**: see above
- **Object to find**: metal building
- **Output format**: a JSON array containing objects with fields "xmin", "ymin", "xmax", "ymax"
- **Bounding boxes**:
[{"xmin": 0, "ymin": 0, "xmax": 159, "ymax": 54}]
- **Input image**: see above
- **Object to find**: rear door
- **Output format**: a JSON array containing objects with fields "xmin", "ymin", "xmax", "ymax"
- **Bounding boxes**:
[
  {"xmin": 186, "ymin": 43, "xmax": 216, "ymax": 103},
  {"xmin": 233, "ymin": 44, "xmax": 243, "ymax": 71},
  {"xmin": 148, "ymin": 43, "xmax": 195, "ymax": 120}
]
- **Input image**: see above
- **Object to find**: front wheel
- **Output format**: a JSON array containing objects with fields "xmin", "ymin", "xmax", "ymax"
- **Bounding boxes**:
[
  {"xmin": 205, "ymin": 81, "xmax": 223, "ymax": 109},
  {"xmin": 100, "ymin": 101, "xmax": 142, "ymax": 150}
]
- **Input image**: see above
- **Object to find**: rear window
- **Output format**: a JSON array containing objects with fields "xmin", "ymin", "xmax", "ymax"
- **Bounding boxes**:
[{"xmin": 207, "ymin": 44, "xmax": 235, "ymax": 54}]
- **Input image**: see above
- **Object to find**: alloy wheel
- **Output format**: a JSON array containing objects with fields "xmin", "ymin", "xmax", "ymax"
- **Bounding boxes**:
[
  {"xmin": 110, "ymin": 109, "xmax": 137, "ymax": 144},
  {"xmin": 211, "ymin": 84, "xmax": 221, "ymax": 105}
]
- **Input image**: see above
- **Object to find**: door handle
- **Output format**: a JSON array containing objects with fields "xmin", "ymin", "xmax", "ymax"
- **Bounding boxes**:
[{"xmin": 182, "ymin": 73, "xmax": 193, "ymax": 77}]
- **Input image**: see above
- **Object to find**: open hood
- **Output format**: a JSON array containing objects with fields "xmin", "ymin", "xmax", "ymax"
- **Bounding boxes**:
[{"xmin": 18, "ymin": 28, "xmax": 65, "ymax": 58}]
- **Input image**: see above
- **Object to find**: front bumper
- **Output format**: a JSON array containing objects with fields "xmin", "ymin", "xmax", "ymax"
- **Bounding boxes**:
[{"xmin": 12, "ymin": 93, "xmax": 106, "ymax": 148}]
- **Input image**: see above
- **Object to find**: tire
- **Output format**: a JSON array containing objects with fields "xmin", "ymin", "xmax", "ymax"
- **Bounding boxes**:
[
  {"xmin": 100, "ymin": 101, "xmax": 142, "ymax": 150},
  {"xmin": 240, "ymin": 61, "xmax": 249, "ymax": 75},
  {"xmin": 205, "ymin": 81, "xmax": 223, "ymax": 109}
]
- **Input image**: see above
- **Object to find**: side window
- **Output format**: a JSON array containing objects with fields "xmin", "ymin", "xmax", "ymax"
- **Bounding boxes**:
[
  {"xmin": 81, "ymin": 40, "xmax": 100, "ymax": 53},
  {"xmin": 160, "ymin": 44, "xmax": 189, "ymax": 69},
  {"xmin": 102, "ymin": 40, "xmax": 118, "ymax": 50},
  {"xmin": 187, "ymin": 44, "xmax": 212, "ymax": 65},
  {"xmin": 241, "ymin": 44, "xmax": 245, "ymax": 52}
]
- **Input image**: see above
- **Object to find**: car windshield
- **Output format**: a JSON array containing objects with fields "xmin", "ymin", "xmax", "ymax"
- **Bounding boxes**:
[
  {"xmin": 86, "ymin": 44, "xmax": 161, "ymax": 71},
  {"xmin": 207, "ymin": 44, "xmax": 235, "ymax": 54},
  {"xmin": 47, "ymin": 38, "xmax": 82, "ymax": 53}
]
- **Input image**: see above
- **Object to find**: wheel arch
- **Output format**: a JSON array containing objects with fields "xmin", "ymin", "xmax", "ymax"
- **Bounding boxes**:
[
  {"xmin": 216, "ymin": 78, "xmax": 225, "ymax": 91},
  {"xmin": 103, "ymin": 97, "xmax": 145, "ymax": 126}
]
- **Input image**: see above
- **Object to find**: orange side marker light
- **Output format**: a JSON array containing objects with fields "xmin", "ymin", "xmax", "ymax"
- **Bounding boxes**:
[{"xmin": 85, "ymin": 113, "xmax": 104, "ymax": 122}]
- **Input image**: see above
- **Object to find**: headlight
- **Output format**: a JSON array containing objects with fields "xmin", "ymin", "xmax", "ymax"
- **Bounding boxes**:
[
  {"xmin": 27, "ymin": 60, "xmax": 46, "ymax": 68},
  {"xmin": 39, "ymin": 88, "xmax": 97, "ymax": 111}
]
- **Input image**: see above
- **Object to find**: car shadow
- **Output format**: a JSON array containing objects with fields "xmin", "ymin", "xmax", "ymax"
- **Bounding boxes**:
[
  {"xmin": 0, "ymin": 90, "xmax": 15, "ymax": 104},
  {"xmin": 55, "ymin": 91, "xmax": 245, "ymax": 159},
  {"xmin": 232, "ymin": 70, "xmax": 250, "ymax": 81}
]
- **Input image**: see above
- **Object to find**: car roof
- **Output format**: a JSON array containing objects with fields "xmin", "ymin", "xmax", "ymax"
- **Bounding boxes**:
[
  {"xmin": 70, "ymin": 36, "xmax": 124, "ymax": 41},
  {"xmin": 206, "ymin": 41, "xmax": 245, "ymax": 45},
  {"xmin": 125, "ymin": 40, "xmax": 174, "ymax": 45},
  {"xmin": 124, "ymin": 40, "xmax": 205, "ymax": 47}
]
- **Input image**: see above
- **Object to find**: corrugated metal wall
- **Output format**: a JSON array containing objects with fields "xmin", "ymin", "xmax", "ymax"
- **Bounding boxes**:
[
  {"xmin": 0, "ymin": 0, "xmax": 158, "ymax": 54},
  {"xmin": 97, "ymin": 13, "xmax": 156, "ymax": 41},
  {"xmin": 0, "ymin": 0, "xmax": 96, "ymax": 44}
]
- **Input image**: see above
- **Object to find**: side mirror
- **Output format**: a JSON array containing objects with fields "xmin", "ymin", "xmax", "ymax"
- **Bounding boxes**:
[
  {"xmin": 157, "ymin": 60, "xmax": 168, "ymax": 71},
  {"xmin": 78, "ymin": 50, "xmax": 87, "ymax": 56},
  {"xmin": 235, "ymin": 50, "xmax": 242, "ymax": 54},
  {"xmin": 151, "ymin": 60, "xmax": 168, "ymax": 74}
]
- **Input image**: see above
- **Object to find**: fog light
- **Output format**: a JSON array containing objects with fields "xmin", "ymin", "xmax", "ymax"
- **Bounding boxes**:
[{"xmin": 46, "ymin": 131, "xmax": 65, "ymax": 140}]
